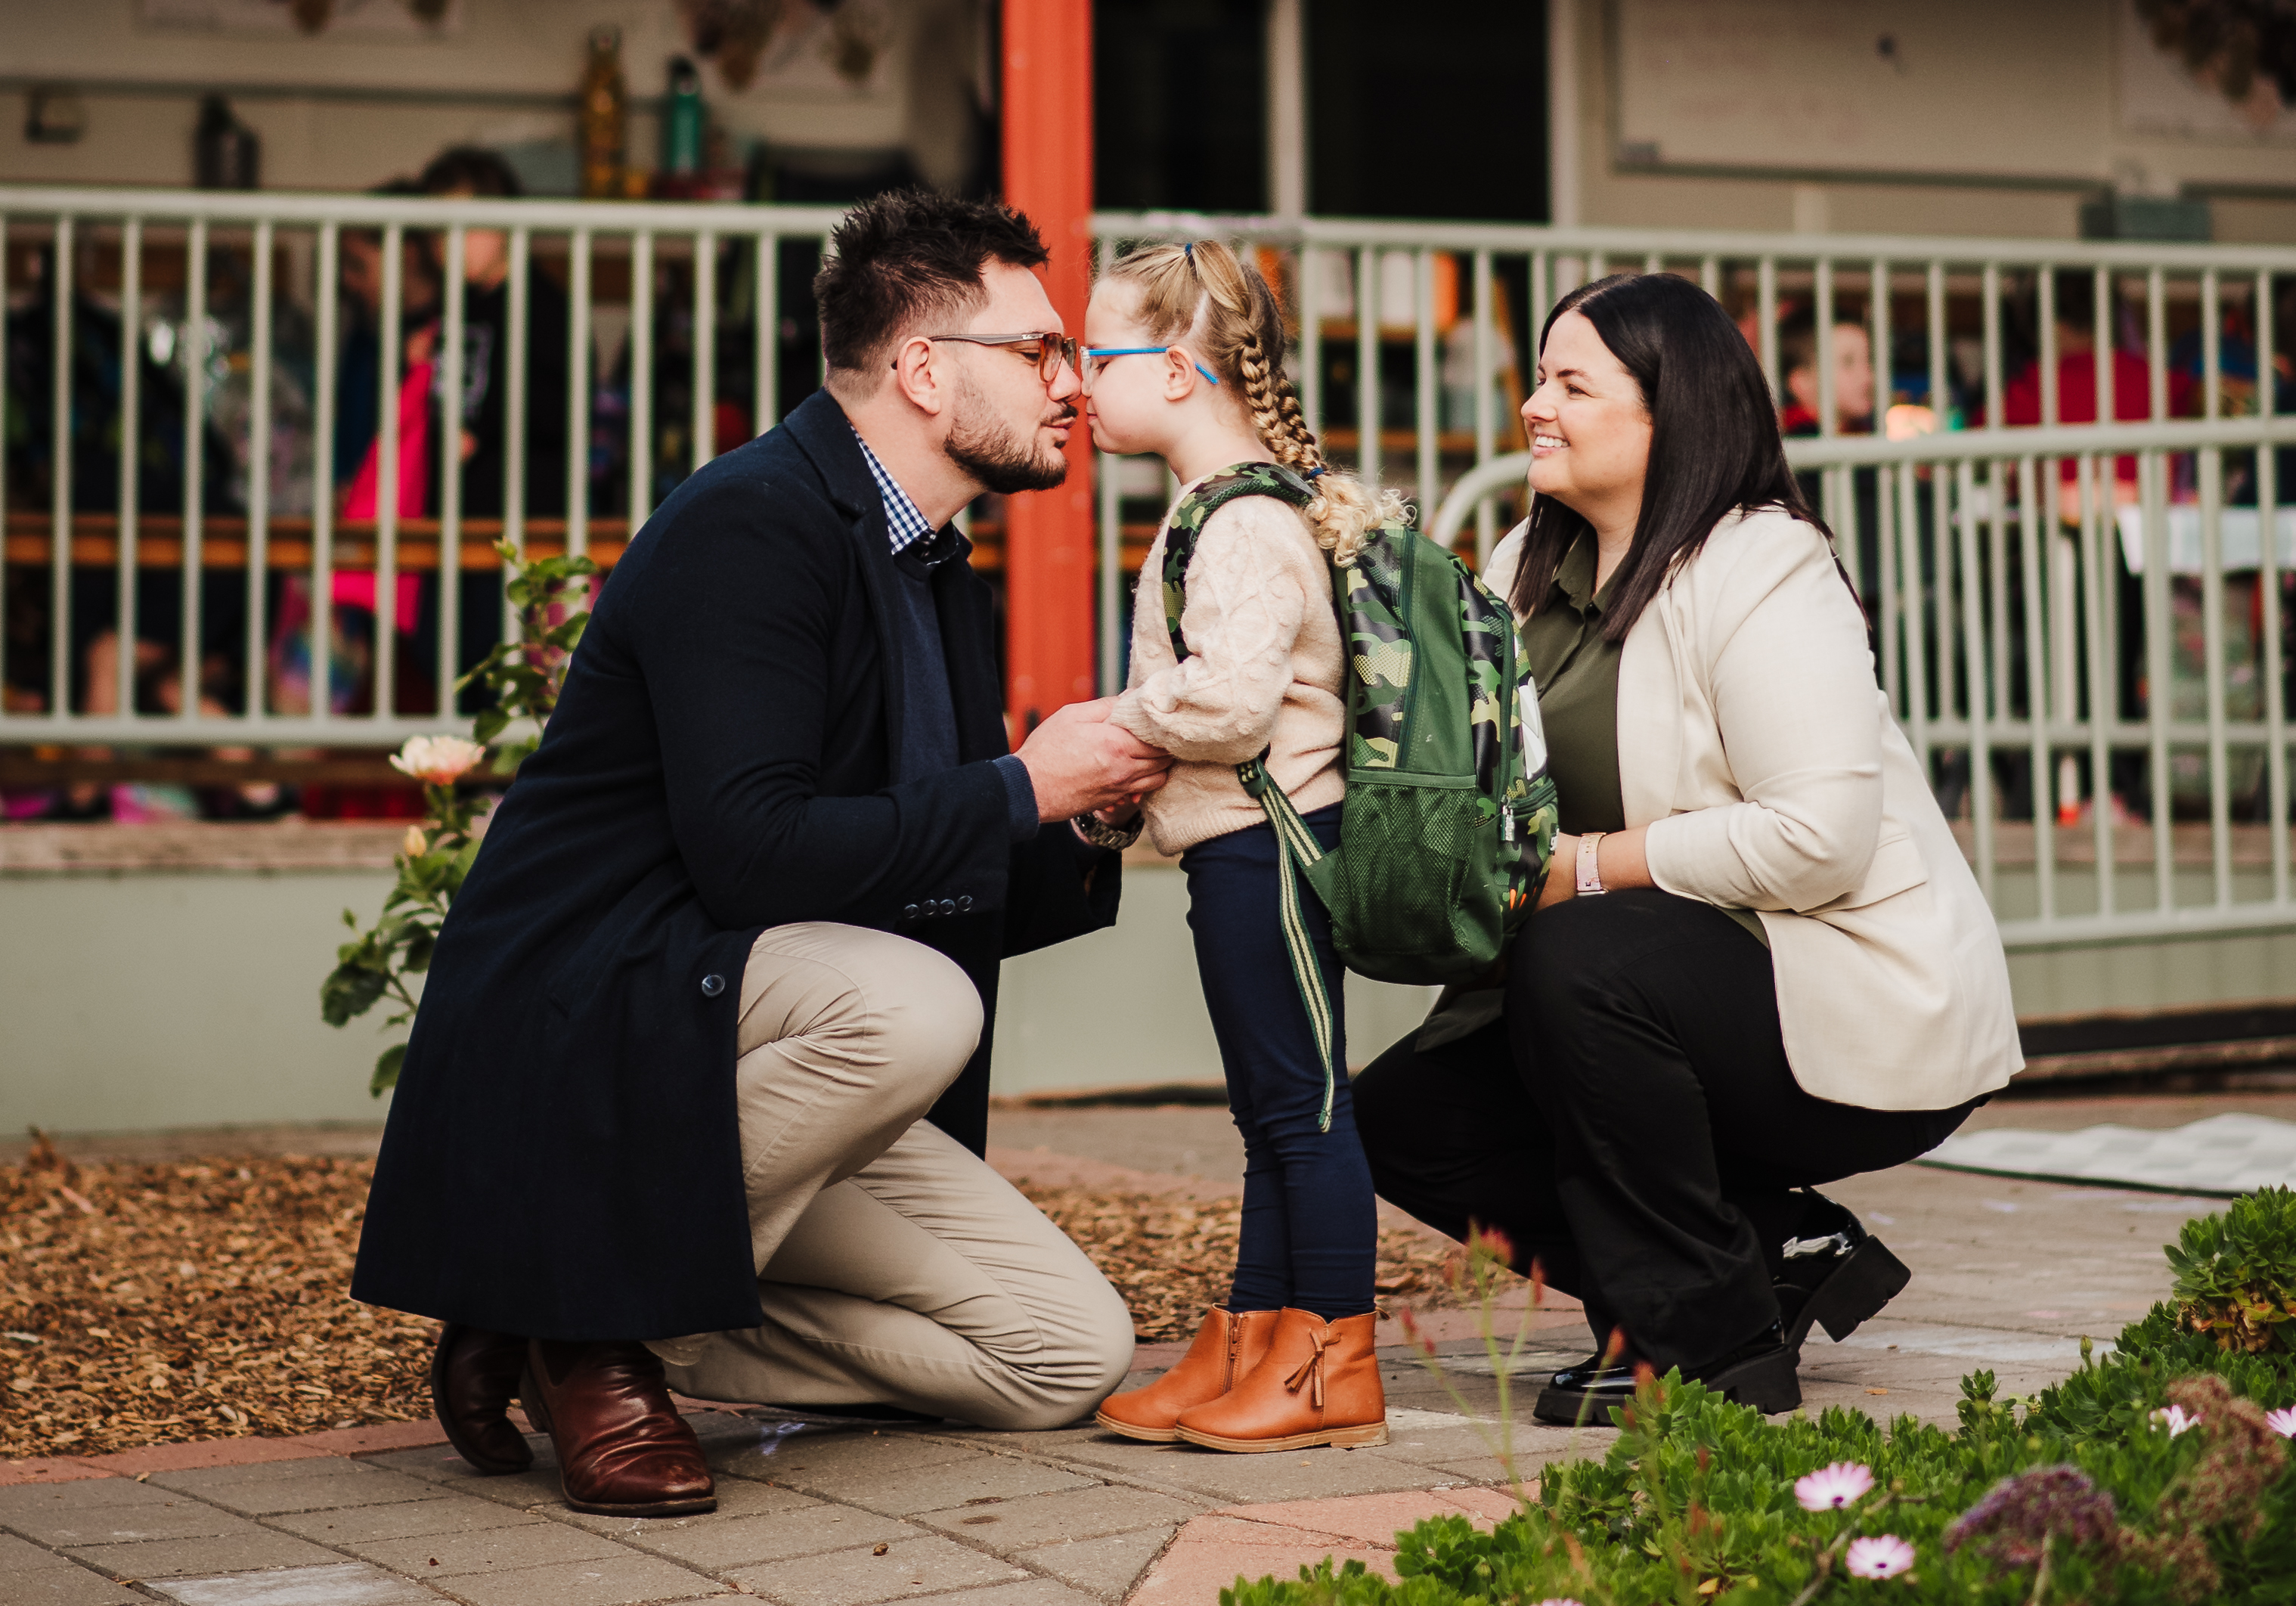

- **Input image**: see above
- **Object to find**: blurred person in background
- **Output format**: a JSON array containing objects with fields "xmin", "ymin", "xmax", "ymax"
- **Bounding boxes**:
[
  {"xmin": 415, "ymin": 147, "xmax": 572, "ymax": 531},
  {"xmin": 1776, "ymin": 308, "xmax": 1874, "ymax": 438},
  {"xmin": 1777, "ymin": 308, "xmax": 1880, "ymax": 616},
  {"xmin": 1997, "ymin": 269, "xmax": 2195, "ymax": 524},
  {"xmin": 417, "ymin": 147, "xmax": 573, "ymax": 725},
  {"xmin": 336, "ymin": 178, "xmax": 438, "ymax": 489}
]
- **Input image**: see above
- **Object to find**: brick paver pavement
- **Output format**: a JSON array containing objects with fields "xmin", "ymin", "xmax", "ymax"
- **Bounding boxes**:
[{"xmin": 1, "ymin": 1096, "xmax": 2232, "ymax": 1603}]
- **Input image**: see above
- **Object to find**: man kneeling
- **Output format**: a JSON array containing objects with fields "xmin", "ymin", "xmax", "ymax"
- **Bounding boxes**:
[{"xmin": 351, "ymin": 191, "xmax": 1170, "ymax": 1517}]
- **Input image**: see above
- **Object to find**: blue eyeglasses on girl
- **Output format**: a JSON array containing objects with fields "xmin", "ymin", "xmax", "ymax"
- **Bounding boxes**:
[{"xmin": 1080, "ymin": 346, "xmax": 1221, "ymax": 389}]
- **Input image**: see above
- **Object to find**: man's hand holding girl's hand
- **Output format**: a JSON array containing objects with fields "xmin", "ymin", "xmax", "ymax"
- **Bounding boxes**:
[{"xmin": 1018, "ymin": 698, "xmax": 1175, "ymax": 821}]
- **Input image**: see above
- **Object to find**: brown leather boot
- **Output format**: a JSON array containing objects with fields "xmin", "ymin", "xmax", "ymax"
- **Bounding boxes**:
[
  {"xmin": 429, "ymin": 1325, "xmax": 533, "ymax": 1474},
  {"xmin": 525, "ymin": 1339, "xmax": 716, "ymax": 1517},
  {"xmin": 1095, "ymin": 1307, "xmax": 1278, "ymax": 1443},
  {"xmin": 1173, "ymin": 1308, "xmax": 1388, "ymax": 1453}
]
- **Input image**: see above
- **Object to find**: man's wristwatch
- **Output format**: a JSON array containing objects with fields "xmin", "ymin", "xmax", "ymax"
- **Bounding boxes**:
[
  {"xmin": 1575, "ymin": 830, "xmax": 1608, "ymax": 896},
  {"xmin": 1072, "ymin": 812, "xmax": 1145, "ymax": 851}
]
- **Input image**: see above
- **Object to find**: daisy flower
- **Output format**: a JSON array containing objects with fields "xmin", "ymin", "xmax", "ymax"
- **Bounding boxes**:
[
  {"xmin": 2264, "ymin": 1406, "xmax": 2296, "ymax": 1439},
  {"xmin": 2152, "ymin": 1404, "xmax": 2200, "ymax": 1437},
  {"xmin": 1794, "ymin": 1462, "xmax": 1876, "ymax": 1511},
  {"xmin": 1845, "ymin": 1534, "xmax": 1916, "ymax": 1580}
]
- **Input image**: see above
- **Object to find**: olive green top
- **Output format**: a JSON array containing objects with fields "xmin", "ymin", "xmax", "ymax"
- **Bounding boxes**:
[
  {"xmin": 1519, "ymin": 532, "xmax": 1627, "ymax": 837},
  {"xmin": 1519, "ymin": 532, "xmax": 1767, "ymax": 947}
]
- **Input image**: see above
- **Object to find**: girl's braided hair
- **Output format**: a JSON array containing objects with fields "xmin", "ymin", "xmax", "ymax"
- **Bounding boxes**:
[{"xmin": 1100, "ymin": 239, "xmax": 1405, "ymax": 564}]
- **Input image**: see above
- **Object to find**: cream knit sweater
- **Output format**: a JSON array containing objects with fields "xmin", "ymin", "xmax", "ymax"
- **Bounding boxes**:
[{"xmin": 1111, "ymin": 479, "xmax": 1346, "ymax": 856}]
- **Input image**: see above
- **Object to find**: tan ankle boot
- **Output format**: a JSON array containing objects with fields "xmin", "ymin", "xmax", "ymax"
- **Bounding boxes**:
[
  {"xmin": 1095, "ymin": 1307, "xmax": 1278, "ymax": 1443},
  {"xmin": 1173, "ymin": 1308, "xmax": 1387, "ymax": 1453}
]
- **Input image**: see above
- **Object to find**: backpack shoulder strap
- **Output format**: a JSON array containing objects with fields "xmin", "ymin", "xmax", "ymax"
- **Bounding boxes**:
[
  {"xmin": 1160, "ymin": 462, "xmax": 1318, "ymax": 661},
  {"xmin": 1157, "ymin": 461, "xmax": 1341, "ymax": 1133}
]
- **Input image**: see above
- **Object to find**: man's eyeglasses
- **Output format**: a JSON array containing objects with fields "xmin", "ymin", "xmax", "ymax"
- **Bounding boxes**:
[
  {"xmin": 906, "ymin": 332, "xmax": 1077, "ymax": 383},
  {"xmin": 1079, "ymin": 347, "xmax": 1222, "ymax": 392}
]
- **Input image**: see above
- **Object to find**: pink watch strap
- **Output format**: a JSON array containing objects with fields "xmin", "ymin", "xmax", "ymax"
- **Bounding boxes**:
[{"xmin": 1576, "ymin": 831, "xmax": 1607, "ymax": 896}]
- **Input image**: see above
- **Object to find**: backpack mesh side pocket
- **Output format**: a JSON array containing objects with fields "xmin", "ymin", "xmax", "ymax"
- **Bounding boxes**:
[{"xmin": 1306, "ymin": 774, "xmax": 1502, "ymax": 986}]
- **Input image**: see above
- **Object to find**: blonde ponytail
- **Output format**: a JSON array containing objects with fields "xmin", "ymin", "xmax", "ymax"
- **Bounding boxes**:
[{"xmin": 1100, "ymin": 240, "xmax": 1408, "ymax": 565}]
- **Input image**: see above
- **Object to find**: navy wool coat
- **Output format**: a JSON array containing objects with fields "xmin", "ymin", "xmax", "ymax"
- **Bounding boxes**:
[{"xmin": 351, "ymin": 391, "xmax": 1120, "ymax": 1342}]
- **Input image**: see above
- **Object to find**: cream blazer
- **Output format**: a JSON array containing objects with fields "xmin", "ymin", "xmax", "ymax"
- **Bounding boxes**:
[{"xmin": 1486, "ymin": 506, "xmax": 2022, "ymax": 1112}]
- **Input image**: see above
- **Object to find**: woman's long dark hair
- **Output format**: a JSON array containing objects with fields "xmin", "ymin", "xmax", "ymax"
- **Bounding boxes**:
[{"xmin": 1509, "ymin": 272, "xmax": 1833, "ymax": 639}]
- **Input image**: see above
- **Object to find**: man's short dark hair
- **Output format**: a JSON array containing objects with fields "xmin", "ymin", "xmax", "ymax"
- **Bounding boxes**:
[
  {"xmin": 420, "ymin": 147, "xmax": 522, "ymax": 199},
  {"xmin": 1777, "ymin": 305, "xmax": 1865, "ymax": 380},
  {"xmin": 814, "ymin": 189, "xmax": 1049, "ymax": 376},
  {"xmin": 2049, "ymin": 268, "xmax": 2097, "ymax": 333}
]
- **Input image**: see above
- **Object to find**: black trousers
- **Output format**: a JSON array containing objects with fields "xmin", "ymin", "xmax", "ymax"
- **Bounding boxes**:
[{"xmin": 1354, "ymin": 888, "xmax": 1982, "ymax": 1370}]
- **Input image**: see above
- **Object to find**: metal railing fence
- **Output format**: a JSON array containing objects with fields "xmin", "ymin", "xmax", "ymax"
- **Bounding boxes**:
[
  {"xmin": 8, "ymin": 184, "xmax": 2296, "ymax": 953},
  {"xmin": 1435, "ymin": 414, "xmax": 2296, "ymax": 952},
  {"xmin": 2, "ymin": 188, "xmax": 848, "ymax": 745}
]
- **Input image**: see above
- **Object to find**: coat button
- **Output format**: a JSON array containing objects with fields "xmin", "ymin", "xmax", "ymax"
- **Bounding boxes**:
[
  {"xmin": 957, "ymin": 895, "xmax": 972, "ymax": 912},
  {"xmin": 940, "ymin": 899, "xmax": 957, "ymax": 916},
  {"xmin": 903, "ymin": 904, "xmax": 919, "ymax": 920},
  {"xmin": 700, "ymin": 974, "xmax": 726, "ymax": 997}
]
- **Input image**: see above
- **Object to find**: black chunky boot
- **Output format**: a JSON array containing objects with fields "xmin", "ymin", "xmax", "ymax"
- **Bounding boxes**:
[
  {"xmin": 1773, "ymin": 1190, "xmax": 1911, "ymax": 1353},
  {"xmin": 1532, "ymin": 1322, "xmax": 1801, "ymax": 1425}
]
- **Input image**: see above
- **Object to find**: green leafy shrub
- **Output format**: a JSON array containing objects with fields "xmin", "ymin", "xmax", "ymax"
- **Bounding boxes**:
[
  {"xmin": 320, "ymin": 541, "xmax": 596, "ymax": 1095},
  {"xmin": 2168, "ymin": 1186, "xmax": 2296, "ymax": 1355},
  {"xmin": 1222, "ymin": 1199, "xmax": 2296, "ymax": 1606}
]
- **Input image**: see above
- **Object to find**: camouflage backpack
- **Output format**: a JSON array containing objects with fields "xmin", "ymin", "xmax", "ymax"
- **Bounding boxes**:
[{"xmin": 1161, "ymin": 462, "xmax": 1560, "ymax": 1127}]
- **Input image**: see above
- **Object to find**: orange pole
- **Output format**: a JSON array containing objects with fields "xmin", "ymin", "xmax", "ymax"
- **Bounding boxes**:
[{"xmin": 1000, "ymin": 0, "xmax": 1096, "ymax": 733}]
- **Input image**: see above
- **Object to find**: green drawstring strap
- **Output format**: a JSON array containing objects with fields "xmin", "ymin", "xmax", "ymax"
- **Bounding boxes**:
[{"xmin": 1235, "ymin": 754, "xmax": 1338, "ymax": 1133}]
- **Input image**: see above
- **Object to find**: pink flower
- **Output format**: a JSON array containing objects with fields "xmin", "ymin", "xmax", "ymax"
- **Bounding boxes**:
[
  {"xmin": 1795, "ymin": 1461, "xmax": 1876, "ymax": 1511},
  {"xmin": 1845, "ymin": 1534, "xmax": 1916, "ymax": 1580},
  {"xmin": 2267, "ymin": 1406, "xmax": 2296, "ymax": 1438},
  {"xmin": 390, "ymin": 734, "xmax": 487, "ymax": 787},
  {"xmin": 1394, "ymin": 1307, "xmax": 1437, "ymax": 1359},
  {"xmin": 1532, "ymin": 1600, "xmax": 1588, "ymax": 1606},
  {"xmin": 2152, "ymin": 1404, "xmax": 2201, "ymax": 1437}
]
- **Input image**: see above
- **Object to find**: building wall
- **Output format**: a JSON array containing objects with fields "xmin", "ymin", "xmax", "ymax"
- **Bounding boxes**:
[
  {"xmin": 1563, "ymin": 0, "xmax": 2296, "ymax": 243},
  {"xmin": 0, "ymin": 861, "xmax": 1436, "ymax": 1136},
  {"xmin": 0, "ymin": 0, "xmax": 984, "ymax": 196},
  {"xmin": 6, "ymin": 857, "xmax": 2296, "ymax": 1136},
  {"xmin": 11, "ymin": 1, "xmax": 2292, "ymax": 246}
]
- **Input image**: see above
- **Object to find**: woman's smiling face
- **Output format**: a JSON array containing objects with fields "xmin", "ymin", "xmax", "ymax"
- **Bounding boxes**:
[{"xmin": 1523, "ymin": 309, "xmax": 1653, "ymax": 526}]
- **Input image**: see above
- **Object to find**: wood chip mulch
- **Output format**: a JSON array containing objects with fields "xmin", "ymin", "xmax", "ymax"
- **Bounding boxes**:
[
  {"xmin": 2, "ymin": 1144, "xmax": 1485, "ymax": 1459},
  {"xmin": 1, "ymin": 1142, "xmax": 436, "ymax": 1460}
]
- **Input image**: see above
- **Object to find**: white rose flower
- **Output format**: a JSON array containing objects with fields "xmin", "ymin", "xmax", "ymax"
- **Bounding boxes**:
[{"xmin": 389, "ymin": 734, "xmax": 488, "ymax": 787}]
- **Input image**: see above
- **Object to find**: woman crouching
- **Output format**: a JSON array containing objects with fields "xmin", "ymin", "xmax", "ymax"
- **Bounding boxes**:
[{"xmin": 1355, "ymin": 271, "xmax": 2021, "ymax": 1422}]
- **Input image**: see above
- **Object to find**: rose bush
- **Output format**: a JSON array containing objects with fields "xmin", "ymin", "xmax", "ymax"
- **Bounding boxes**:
[{"xmin": 320, "ymin": 542, "xmax": 596, "ymax": 1093}]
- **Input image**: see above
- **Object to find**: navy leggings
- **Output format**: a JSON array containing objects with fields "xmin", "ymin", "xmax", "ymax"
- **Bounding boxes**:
[{"xmin": 1180, "ymin": 804, "xmax": 1377, "ymax": 1320}]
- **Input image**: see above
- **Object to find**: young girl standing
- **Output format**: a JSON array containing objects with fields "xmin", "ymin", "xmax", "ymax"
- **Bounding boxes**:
[{"xmin": 1085, "ymin": 241, "xmax": 1402, "ymax": 1453}]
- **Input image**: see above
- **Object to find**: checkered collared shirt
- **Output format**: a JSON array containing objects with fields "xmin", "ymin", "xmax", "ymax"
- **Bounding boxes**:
[{"xmin": 851, "ymin": 428, "xmax": 936, "ymax": 557}]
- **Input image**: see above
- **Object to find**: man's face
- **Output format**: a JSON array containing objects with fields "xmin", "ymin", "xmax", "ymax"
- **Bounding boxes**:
[{"xmin": 939, "ymin": 260, "xmax": 1080, "ymax": 495}]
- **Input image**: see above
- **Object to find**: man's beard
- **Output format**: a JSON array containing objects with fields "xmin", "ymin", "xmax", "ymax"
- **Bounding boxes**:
[{"xmin": 943, "ymin": 378, "xmax": 1071, "ymax": 494}]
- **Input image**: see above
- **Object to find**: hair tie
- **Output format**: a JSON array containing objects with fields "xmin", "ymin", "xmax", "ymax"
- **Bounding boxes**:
[
  {"xmin": 1302, "ymin": 466, "xmax": 1326, "ymax": 480},
  {"xmin": 1182, "ymin": 241, "xmax": 1196, "ymax": 265}
]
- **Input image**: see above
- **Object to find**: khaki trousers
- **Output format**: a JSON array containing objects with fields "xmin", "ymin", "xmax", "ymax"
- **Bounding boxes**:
[{"xmin": 646, "ymin": 922, "xmax": 1135, "ymax": 1431}]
